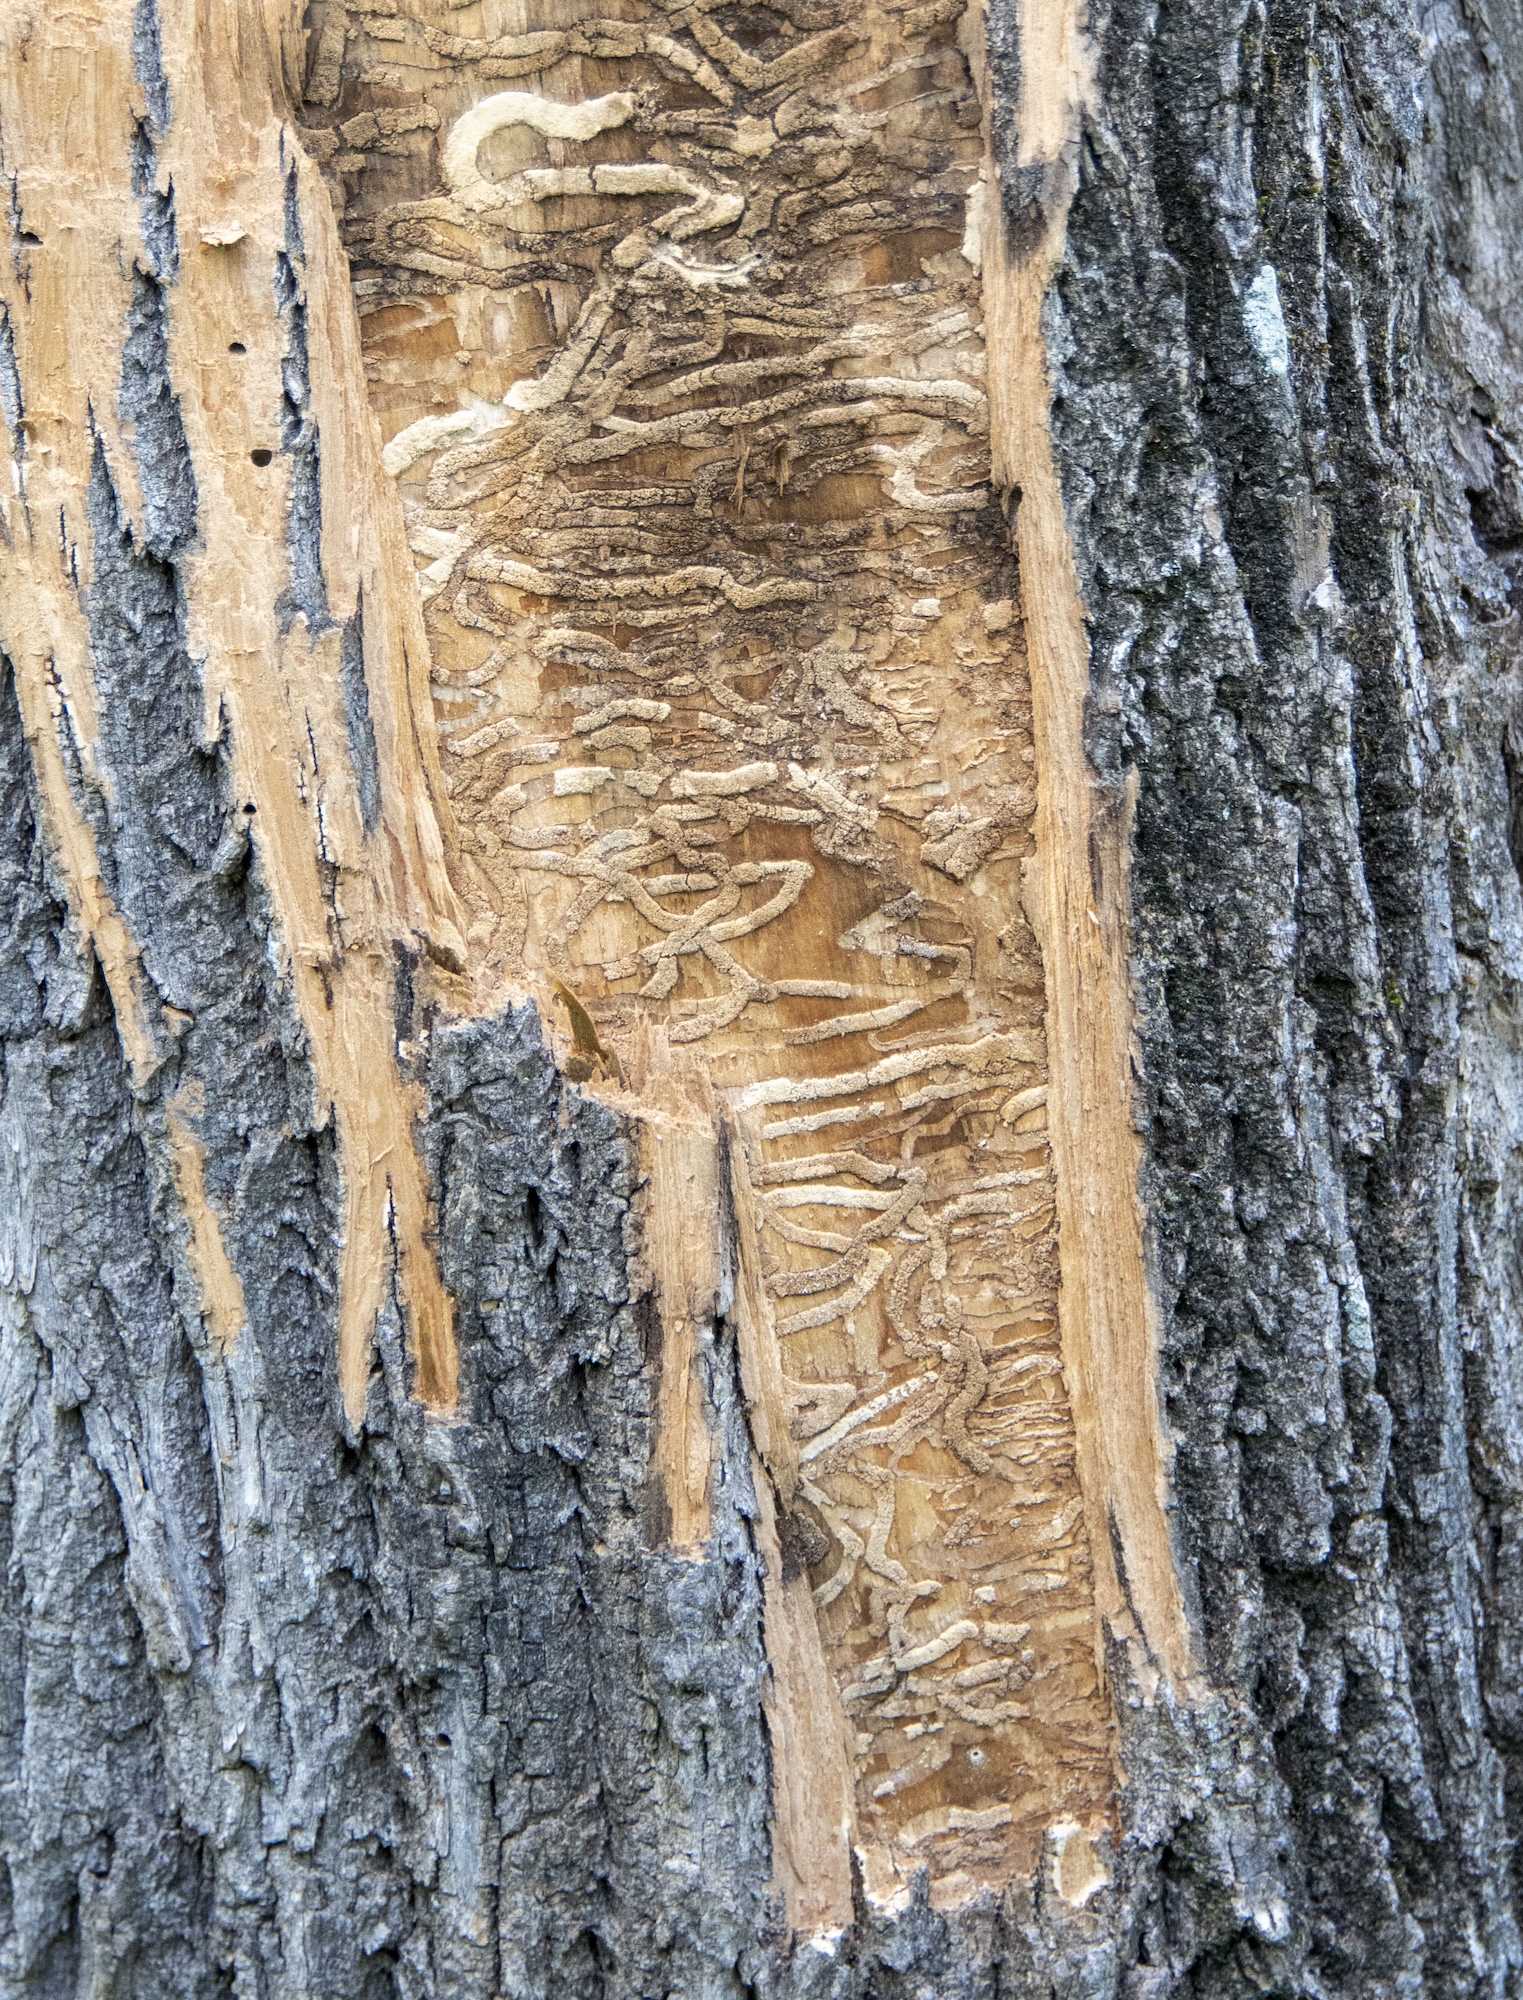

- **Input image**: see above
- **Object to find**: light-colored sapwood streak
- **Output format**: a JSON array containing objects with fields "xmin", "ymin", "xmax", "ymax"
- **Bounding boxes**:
[
  {"xmin": 302, "ymin": 0, "xmax": 1183, "ymax": 1913},
  {"xmin": 0, "ymin": 0, "xmax": 465, "ymax": 1414},
  {"xmin": 640, "ymin": 1070, "xmax": 723, "ymax": 1552},
  {"xmin": 165, "ymin": 1090, "xmax": 249, "ymax": 1353},
  {"xmin": 972, "ymin": 0, "xmax": 1197, "ymax": 1689},
  {"xmin": 0, "ymin": 566, "xmax": 160, "ymax": 1087}
]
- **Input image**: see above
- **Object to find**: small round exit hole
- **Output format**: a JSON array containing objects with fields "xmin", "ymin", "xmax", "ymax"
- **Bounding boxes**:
[{"xmin": 249, "ymin": 447, "xmax": 274, "ymax": 467}]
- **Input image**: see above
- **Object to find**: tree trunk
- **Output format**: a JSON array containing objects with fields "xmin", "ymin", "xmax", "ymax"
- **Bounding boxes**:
[{"xmin": 2, "ymin": 0, "xmax": 1521, "ymax": 1991}]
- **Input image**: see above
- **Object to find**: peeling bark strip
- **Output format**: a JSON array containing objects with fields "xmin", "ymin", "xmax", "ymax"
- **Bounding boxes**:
[
  {"xmin": 0, "ymin": 0, "xmax": 465, "ymax": 1417},
  {"xmin": 973, "ymin": 0, "xmax": 1195, "ymax": 1684},
  {"xmin": 302, "ymin": 0, "xmax": 1192, "ymax": 1912}
]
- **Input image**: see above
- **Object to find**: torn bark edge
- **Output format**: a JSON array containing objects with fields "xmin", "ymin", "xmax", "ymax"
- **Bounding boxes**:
[
  {"xmin": 970, "ymin": 0, "xmax": 1198, "ymax": 1694},
  {"xmin": 725, "ymin": 1104, "xmax": 861, "ymax": 1940}
]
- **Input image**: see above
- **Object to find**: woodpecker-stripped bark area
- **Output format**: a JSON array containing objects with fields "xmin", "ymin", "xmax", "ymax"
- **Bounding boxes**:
[
  {"xmin": 5, "ymin": 0, "xmax": 1523, "ymax": 1994},
  {"xmin": 314, "ymin": 0, "xmax": 1195, "ymax": 1918}
]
